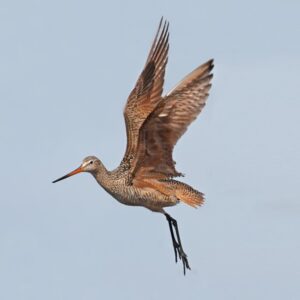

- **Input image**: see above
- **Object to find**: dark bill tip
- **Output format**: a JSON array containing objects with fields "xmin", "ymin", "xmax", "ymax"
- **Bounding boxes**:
[
  {"xmin": 52, "ymin": 166, "xmax": 83, "ymax": 183},
  {"xmin": 52, "ymin": 174, "xmax": 71, "ymax": 183}
]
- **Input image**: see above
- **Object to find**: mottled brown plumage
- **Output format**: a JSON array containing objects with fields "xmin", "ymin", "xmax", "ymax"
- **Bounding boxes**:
[{"xmin": 53, "ymin": 18, "xmax": 214, "ymax": 275}]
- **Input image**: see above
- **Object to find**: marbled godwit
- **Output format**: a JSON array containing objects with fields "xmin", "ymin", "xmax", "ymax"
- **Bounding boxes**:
[{"xmin": 53, "ymin": 18, "xmax": 214, "ymax": 274}]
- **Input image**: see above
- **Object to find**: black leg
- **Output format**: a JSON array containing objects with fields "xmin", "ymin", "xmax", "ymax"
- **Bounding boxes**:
[
  {"xmin": 166, "ymin": 214, "xmax": 178, "ymax": 263},
  {"xmin": 164, "ymin": 213, "xmax": 191, "ymax": 275}
]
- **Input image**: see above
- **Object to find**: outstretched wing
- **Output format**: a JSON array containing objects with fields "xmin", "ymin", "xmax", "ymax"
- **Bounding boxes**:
[
  {"xmin": 132, "ymin": 59, "xmax": 214, "ymax": 179},
  {"xmin": 122, "ymin": 18, "xmax": 169, "ymax": 166}
]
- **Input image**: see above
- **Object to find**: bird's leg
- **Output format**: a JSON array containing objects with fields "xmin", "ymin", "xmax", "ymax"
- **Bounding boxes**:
[
  {"xmin": 164, "ymin": 213, "xmax": 191, "ymax": 275},
  {"xmin": 166, "ymin": 213, "xmax": 178, "ymax": 263}
]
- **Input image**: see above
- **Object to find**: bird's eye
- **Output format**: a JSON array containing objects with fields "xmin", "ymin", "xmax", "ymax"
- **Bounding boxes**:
[{"xmin": 89, "ymin": 161, "xmax": 93, "ymax": 164}]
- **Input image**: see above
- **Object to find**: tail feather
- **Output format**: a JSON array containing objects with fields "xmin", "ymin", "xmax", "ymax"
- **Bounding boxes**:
[{"xmin": 161, "ymin": 179, "xmax": 204, "ymax": 208}]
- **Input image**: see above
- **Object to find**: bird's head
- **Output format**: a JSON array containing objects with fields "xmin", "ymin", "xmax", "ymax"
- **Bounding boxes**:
[{"xmin": 52, "ymin": 156, "xmax": 101, "ymax": 183}]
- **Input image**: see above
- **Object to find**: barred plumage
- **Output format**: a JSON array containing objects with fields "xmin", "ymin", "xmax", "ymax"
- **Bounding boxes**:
[{"xmin": 53, "ymin": 18, "xmax": 214, "ymax": 275}]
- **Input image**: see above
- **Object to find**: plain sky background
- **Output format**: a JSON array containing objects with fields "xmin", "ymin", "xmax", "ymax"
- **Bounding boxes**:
[{"xmin": 1, "ymin": 0, "xmax": 299, "ymax": 299}]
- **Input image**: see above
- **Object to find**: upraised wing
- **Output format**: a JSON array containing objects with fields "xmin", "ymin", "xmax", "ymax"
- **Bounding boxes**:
[
  {"xmin": 132, "ymin": 59, "xmax": 214, "ymax": 179},
  {"xmin": 122, "ymin": 18, "xmax": 169, "ymax": 167}
]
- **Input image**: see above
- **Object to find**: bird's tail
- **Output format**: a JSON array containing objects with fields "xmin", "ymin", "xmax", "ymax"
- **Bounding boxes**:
[{"xmin": 159, "ymin": 179, "xmax": 204, "ymax": 208}]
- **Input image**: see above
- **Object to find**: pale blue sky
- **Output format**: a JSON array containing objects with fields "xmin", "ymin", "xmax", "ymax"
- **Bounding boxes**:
[{"xmin": 1, "ymin": 0, "xmax": 299, "ymax": 299}]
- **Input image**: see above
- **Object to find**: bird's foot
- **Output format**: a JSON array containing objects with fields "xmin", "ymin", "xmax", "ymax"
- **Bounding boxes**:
[{"xmin": 173, "ymin": 238, "xmax": 191, "ymax": 274}]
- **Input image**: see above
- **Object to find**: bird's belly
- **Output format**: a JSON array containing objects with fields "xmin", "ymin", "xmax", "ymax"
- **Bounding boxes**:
[{"xmin": 104, "ymin": 184, "xmax": 177, "ymax": 212}]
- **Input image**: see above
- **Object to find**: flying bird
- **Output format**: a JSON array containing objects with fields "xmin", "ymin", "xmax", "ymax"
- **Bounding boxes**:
[{"xmin": 53, "ymin": 18, "xmax": 214, "ymax": 275}]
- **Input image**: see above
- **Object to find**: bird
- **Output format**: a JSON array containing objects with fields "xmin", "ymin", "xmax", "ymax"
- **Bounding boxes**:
[{"xmin": 53, "ymin": 18, "xmax": 214, "ymax": 275}]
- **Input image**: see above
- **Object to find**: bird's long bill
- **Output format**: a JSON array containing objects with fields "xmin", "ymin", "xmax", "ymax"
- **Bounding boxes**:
[{"xmin": 52, "ymin": 166, "xmax": 83, "ymax": 183}]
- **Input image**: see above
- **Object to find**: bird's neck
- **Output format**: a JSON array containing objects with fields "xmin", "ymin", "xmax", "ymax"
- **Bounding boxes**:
[{"xmin": 91, "ymin": 162, "xmax": 110, "ymax": 188}]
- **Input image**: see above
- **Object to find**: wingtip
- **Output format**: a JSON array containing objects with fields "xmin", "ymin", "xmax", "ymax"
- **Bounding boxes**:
[
  {"xmin": 202, "ymin": 59, "xmax": 214, "ymax": 76},
  {"xmin": 159, "ymin": 16, "xmax": 169, "ymax": 25},
  {"xmin": 157, "ymin": 17, "xmax": 169, "ymax": 34},
  {"xmin": 207, "ymin": 58, "xmax": 214, "ymax": 70}
]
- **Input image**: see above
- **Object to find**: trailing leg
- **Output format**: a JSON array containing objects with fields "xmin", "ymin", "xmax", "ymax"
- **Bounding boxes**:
[{"xmin": 164, "ymin": 213, "xmax": 191, "ymax": 274}]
